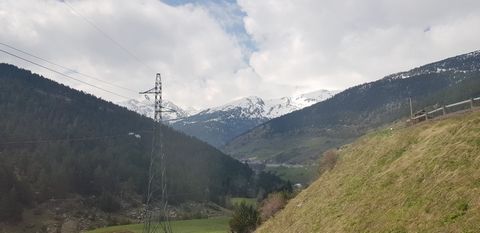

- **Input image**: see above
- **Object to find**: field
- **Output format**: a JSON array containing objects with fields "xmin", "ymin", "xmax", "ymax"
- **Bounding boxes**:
[
  {"xmin": 86, "ymin": 217, "xmax": 230, "ymax": 233},
  {"xmin": 229, "ymin": 197, "xmax": 257, "ymax": 208},
  {"xmin": 265, "ymin": 165, "xmax": 318, "ymax": 185}
]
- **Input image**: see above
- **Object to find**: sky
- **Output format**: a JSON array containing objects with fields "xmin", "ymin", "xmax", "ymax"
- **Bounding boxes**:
[{"xmin": 1, "ymin": 0, "xmax": 480, "ymax": 109}]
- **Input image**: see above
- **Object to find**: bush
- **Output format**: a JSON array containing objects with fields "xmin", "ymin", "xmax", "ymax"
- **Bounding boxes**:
[
  {"xmin": 259, "ymin": 192, "xmax": 288, "ymax": 221},
  {"xmin": 318, "ymin": 150, "xmax": 338, "ymax": 175},
  {"xmin": 229, "ymin": 202, "xmax": 260, "ymax": 233},
  {"xmin": 177, "ymin": 210, "xmax": 206, "ymax": 220}
]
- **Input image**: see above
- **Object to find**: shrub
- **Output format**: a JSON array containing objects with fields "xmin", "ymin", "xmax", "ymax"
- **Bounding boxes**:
[
  {"xmin": 259, "ymin": 192, "xmax": 288, "ymax": 221},
  {"xmin": 318, "ymin": 150, "xmax": 338, "ymax": 175},
  {"xmin": 229, "ymin": 202, "xmax": 260, "ymax": 233}
]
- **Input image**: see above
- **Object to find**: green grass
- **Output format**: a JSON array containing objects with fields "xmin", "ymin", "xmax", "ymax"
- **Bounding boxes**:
[
  {"xmin": 230, "ymin": 197, "xmax": 257, "ymax": 208},
  {"xmin": 86, "ymin": 217, "xmax": 230, "ymax": 233},
  {"xmin": 265, "ymin": 165, "xmax": 317, "ymax": 184},
  {"xmin": 224, "ymin": 134, "xmax": 324, "ymax": 163},
  {"xmin": 257, "ymin": 111, "xmax": 480, "ymax": 233},
  {"xmin": 225, "ymin": 129, "xmax": 355, "ymax": 164}
]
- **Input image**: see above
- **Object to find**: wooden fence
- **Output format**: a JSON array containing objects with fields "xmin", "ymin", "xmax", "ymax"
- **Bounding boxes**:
[{"xmin": 409, "ymin": 97, "xmax": 480, "ymax": 124}]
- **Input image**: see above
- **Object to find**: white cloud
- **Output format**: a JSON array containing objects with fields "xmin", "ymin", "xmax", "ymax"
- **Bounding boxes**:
[
  {"xmin": 1, "ymin": 0, "xmax": 479, "ymax": 109},
  {"xmin": 239, "ymin": 0, "xmax": 480, "ymax": 92},
  {"xmin": 0, "ymin": 0, "xmax": 263, "ymax": 108}
]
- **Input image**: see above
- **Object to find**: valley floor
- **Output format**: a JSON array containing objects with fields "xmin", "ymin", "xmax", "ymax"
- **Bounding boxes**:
[{"xmin": 85, "ymin": 217, "xmax": 229, "ymax": 233}]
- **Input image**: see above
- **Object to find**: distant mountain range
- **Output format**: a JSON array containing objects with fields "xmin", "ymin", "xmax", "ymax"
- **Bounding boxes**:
[
  {"xmin": 196, "ymin": 90, "xmax": 339, "ymax": 120},
  {"xmin": 118, "ymin": 98, "xmax": 198, "ymax": 121},
  {"xmin": 224, "ymin": 50, "xmax": 480, "ymax": 164},
  {"xmin": 120, "ymin": 90, "xmax": 338, "ymax": 147}
]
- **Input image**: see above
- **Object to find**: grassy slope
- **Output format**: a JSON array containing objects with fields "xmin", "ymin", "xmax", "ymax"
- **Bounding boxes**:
[
  {"xmin": 265, "ymin": 165, "xmax": 318, "ymax": 185},
  {"xmin": 86, "ymin": 217, "xmax": 229, "ymax": 233},
  {"xmin": 257, "ymin": 111, "xmax": 480, "ymax": 233},
  {"xmin": 226, "ymin": 133, "xmax": 347, "ymax": 164}
]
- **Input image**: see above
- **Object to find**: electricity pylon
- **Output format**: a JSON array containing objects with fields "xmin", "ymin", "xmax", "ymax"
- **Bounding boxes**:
[{"xmin": 140, "ymin": 73, "xmax": 173, "ymax": 233}]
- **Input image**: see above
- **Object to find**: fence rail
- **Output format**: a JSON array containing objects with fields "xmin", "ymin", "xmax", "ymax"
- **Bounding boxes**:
[{"xmin": 409, "ymin": 97, "xmax": 479, "ymax": 123}]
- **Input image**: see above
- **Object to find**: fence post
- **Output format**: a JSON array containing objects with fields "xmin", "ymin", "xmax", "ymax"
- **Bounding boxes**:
[
  {"xmin": 471, "ymin": 98, "xmax": 474, "ymax": 110},
  {"xmin": 442, "ymin": 106, "xmax": 446, "ymax": 115}
]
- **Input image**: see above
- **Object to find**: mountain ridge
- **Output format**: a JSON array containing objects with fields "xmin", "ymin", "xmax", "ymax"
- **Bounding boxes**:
[
  {"xmin": 169, "ymin": 89, "xmax": 338, "ymax": 147},
  {"xmin": 120, "ymin": 89, "xmax": 338, "ymax": 147},
  {"xmin": 224, "ymin": 50, "xmax": 480, "ymax": 164},
  {"xmin": 118, "ymin": 98, "xmax": 197, "ymax": 121}
]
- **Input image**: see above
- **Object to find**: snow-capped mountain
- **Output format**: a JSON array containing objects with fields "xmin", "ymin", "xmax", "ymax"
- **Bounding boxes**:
[
  {"xmin": 263, "ymin": 90, "xmax": 339, "ymax": 118},
  {"xmin": 170, "ymin": 89, "xmax": 339, "ymax": 147},
  {"xmin": 199, "ymin": 89, "xmax": 338, "ymax": 120},
  {"xmin": 119, "ymin": 90, "xmax": 338, "ymax": 147},
  {"xmin": 386, "ymin": 50, "xmax": 480, "ymax": 80},
  {"xmin": 118, "ymin": 98, "xmax": 196, "ymax": 121}
]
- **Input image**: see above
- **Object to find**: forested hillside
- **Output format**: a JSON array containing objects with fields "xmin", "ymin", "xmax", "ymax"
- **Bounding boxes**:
[
  {"xmin": 0, "ymin": 64, "xmax": 285, "ymax": 223},
  {"xmin": 224, "ymin": 51, "xmax": 480, "ymax": 164},
  {"xmin": 257, "ymin": 110, "xmax": 480, "ymax": 233}
]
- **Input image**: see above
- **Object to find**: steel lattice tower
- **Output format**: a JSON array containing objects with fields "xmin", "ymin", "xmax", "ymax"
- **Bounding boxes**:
[{"xmin": 140, "ymin": 73, "xmax": 173, "ymax": 233}]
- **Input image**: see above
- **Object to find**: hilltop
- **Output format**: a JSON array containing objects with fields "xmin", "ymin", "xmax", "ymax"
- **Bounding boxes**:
[{"xmin": 257, "ymin": 110, "xmax": 480, "ymax": 233}]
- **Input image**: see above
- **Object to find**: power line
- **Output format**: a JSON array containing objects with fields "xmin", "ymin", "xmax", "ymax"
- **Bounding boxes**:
[
  {"xmin": 1, "ymin": 45, "xmax": 182, "ymax": 122},
  {"xmin": 134, "ymin": 101, "xmax": 179, "ymax": 114},
  {"xmin": 1, "ymin": 47, "xmax": 185, "ymax": 123},
  {"xmin": 62, "ymin": 0, "xmax": 156, "ymax": 74},
  {"xmin": 64, "ymin": 0, "xmax": 191, "ymax": 93},
  {"xmin": 0, "ymin": 48, "xmax": 136, "ymax": 100},
  {"xmin": 162, "ymin": 116, "xmax": 189, "ymax": 123},
  {"xmin": 128, "ymin": 105, "xmax": 189, "ymax": 122},
  {"xmin": 0, "ymin": 130, "xmax": 153, "ymax": 146},
  {"xmin": 0, "ymin": 42, "xmax": 138, "ymax": 94}
]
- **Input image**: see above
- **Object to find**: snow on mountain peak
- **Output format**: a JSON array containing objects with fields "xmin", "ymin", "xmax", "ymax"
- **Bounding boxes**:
[
  {"xmin": 200, "ymin": 96, "xmax": 267, "ymax": 119},
  {"xmin": 465, "ymin": 50, "xmax": 480, "ymax": 58},
  {"xmin": 118, "ymin": 98, "xmax": 194, "ymax": 121},
  {"xmin": 263, "ymin": 89, "xmax": 339, "ymax": 118},
  {"xmin": 198, "ymin": 89, "xmax": 339, "ymax": 120},
  {"xmin": 120, "ymin": 89, "xmax": 339, "ymax": 124},
  {"xmin": 215, "ymin": 96, "xmax": 265, "ymax": 110},
  {"xmin": 385, "ymin": 50, "xmax": 480, "ymax": 81}
]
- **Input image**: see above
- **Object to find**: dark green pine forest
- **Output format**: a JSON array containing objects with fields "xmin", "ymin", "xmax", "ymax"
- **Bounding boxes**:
[{"xmin": 0, "ymin": 64, "xmax": 286, "ymax": 222}]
